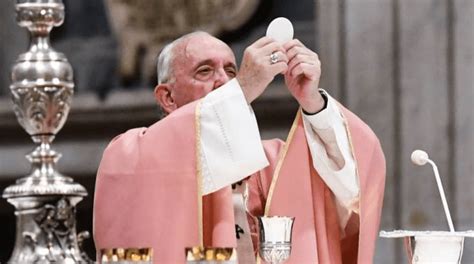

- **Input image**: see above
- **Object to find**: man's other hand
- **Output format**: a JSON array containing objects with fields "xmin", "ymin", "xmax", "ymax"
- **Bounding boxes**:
[
  {"xmin": 237, "ymin": 37, "xmax": 288, "ymax": 104},
  {"xmin": 284, "ymin": 39, "xmax": 325, "ymax": 114}
]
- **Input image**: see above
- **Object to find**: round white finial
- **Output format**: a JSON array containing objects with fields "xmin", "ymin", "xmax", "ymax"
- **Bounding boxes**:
[
  {"xmin": 411, "ymin": 149, "xmax": 429, "ymax": 166},
  {"xmin": 266, "ymin": 17, "xmax": 294, "ymax": 44}
]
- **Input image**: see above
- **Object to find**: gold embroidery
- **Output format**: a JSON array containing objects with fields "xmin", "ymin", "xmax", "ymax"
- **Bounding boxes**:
[
  {"xmin": 195, "ymin": 100, "xmax": 204, "ymax": 247},
  {"xmin": 258, "ymin": 104, "xmax": 361, "ymax": 263},
  {"xmin": 257, "ymin": 110, "xmax": 302, "ymax": 264},
  {"xmin": 264, "ymin": 109, "xmax": 302, "ymax": 216}
]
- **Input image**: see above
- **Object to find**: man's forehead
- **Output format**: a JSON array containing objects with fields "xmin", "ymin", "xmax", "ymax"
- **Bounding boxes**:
[{"xmin": 177, "ymin": 34, "xmax": 235, "ymax": 62}]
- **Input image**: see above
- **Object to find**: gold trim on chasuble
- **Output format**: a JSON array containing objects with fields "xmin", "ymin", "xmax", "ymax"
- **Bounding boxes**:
[
  {"xmin": 195, "ymin": 100, "xmax": 204, "ymax": 247},
  {"xmin": 264, "ymin": 107, "xmax": 361, "ymax": 215},
  {"xmin": 263, "ymin": 109, "xmax": 302, "ymax": 215},
  {"xmin": 257, "ymin": 106, "xmax": 361, "ymax": 263},
  {"xmin": 257, "ymin": 109, "xmax": 302, "ymax": 264}
]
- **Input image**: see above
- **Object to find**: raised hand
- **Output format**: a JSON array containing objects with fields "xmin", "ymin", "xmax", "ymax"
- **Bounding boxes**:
[
  {"xmin": 237, "ymin": 37, "xmax": 288, "ymax": 104},
  {"xmin": 284, "ymin": 39, "xmax": 325, "ymax": 114}
]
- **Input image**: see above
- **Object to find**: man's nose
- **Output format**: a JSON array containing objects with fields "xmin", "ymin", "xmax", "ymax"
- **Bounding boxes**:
[{"xmin": 213, "ymin": 69, "xmax": 230, "ymax": 89}]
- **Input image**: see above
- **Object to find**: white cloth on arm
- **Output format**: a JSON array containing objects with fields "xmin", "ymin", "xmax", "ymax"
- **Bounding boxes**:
[
  {"xmin": 199, "ymin": 78, "xmax": 269, "ymax": 195},
  {"xmin": 199, "ymin": 78, "xmax": 359, "ymax": 231},
  {"xmin": 302, "ymin": 90, "xmax": 359, "ymax": 232}
]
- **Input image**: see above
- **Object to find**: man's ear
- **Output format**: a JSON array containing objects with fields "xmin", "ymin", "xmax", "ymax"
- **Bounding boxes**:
[{"xmin": 154, "ymin": 84, "xmax": 177, "ymax": 114}]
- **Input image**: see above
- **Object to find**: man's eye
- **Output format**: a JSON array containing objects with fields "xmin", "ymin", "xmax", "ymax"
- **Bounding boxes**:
[
  {"xmin": 197, "ymin": 67, "xmax": 212, "ymax": 75},
  {"xmin": 226, "ymin": 68, "xmax": 236, "ymax": 77}
]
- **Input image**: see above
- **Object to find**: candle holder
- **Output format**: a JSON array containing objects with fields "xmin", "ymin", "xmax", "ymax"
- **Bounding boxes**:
[{"xmin": 2, "ymin": 0, "xmax": 90, "ymax": 262}]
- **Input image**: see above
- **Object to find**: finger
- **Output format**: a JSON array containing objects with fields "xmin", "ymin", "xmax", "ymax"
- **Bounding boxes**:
[
  {"xmin": 288, "ymin": 54, "xmax": 319, "ymax": 74},
  {"xmin": 258, "ymin": 41, "xmax": 286, "ymax": 56},
  {"xmin": 290, "ymin": 64, "xmax": 304, "ymax": 78},
  {"xmin": 269, "ymin": 51, "xmax": 289, "ymax": 64},
  {"xmin": 290, "ymin": 63, "xmax": 318, "ymax": 79},
  {"xmin": 283, "ymin": 39, "xmax": 305, "ymax": 51},
  {"xmin": 251, "ymin": 36, "xmax": 275, "ymax": 49},
  {"xmin": 271, "ymin": 61, "xmax": 289, "ymax": 75},
  {"xmin": 287, "ymin": 46, "xmax": 317, "ymax": 62},
  {"xmin": 288, "ymin": 54, "xmax": 314, "ymax": 70}
]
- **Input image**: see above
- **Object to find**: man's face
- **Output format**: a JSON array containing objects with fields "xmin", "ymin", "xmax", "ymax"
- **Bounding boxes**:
[{"xmin": 169, "ymin": 34, "xmax": 238, "ymax": 108}]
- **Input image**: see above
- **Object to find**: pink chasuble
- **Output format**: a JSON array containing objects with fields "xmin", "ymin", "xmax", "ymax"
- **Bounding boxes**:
[
  {"xmin": 93, "ymin": 101, "xmax": 236, "ymax": 264},
  {"xmin": 248, "ymin": 107, "xmax": 386, "ymax": 264}
]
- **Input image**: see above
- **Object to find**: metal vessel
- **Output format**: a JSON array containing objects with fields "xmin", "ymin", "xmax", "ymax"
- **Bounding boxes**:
[
  {"xmin": 257, "ymin": 216, "xmax": 294, "ymax": 264},
  {"xmin": 2, "ymin": 0, "xmax": 90, "ymax": 262}
]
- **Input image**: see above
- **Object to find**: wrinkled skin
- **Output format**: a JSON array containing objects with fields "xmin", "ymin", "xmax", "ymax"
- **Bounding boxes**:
[
  {"xmin": 284, "ymin": 39, "xmax": 325, "ymax": 113},
  {"xmin": 155, "ymin": 32, "xmax": 325, "ymax": 114}
]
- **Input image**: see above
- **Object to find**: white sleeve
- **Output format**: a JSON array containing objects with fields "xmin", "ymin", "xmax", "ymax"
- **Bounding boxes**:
[
  {"xmin": 200, "ymin": 78, "xmax": 269, "ymax": 195},
  {"xmin": 302, "ymin": 90, "xmax": 360, "ymax": 231}
]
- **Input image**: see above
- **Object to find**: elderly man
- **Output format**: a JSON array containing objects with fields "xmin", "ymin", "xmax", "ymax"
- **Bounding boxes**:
[{"xmin": 93, "ymin": 31, "xmax": 385, "ymax": 264}]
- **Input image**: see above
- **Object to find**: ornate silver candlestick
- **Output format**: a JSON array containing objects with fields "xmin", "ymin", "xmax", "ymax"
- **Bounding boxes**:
[
  {"xmin": 257, "ymin": 216, "xmax": 294, "ymax": 264},
  {"xmin": 2, "ymin": 0, "xmax": 90, "ymax": 262}
]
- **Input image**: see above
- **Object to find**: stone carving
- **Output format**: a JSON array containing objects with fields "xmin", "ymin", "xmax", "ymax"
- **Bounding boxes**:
[{"xmin": 105, "ymin": 0, "xmax": 260, "ymax": 82}]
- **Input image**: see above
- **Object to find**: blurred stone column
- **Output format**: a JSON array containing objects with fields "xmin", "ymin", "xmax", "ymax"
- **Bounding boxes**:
[{"xmin": 0, "ymin": 0, "xmax": 28, "ymax": 95}]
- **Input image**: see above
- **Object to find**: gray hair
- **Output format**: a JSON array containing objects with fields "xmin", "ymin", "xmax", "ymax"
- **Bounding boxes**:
[{"xmin": 156, "ymin": 31, "xmax": 210, "ymax": 85}]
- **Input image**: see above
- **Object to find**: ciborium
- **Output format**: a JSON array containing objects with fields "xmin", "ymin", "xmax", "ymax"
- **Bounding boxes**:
[
  {"xmin": 2, "ymin": 0, "xmax": 90, "ymax": 262},
  {"xmin": 257, "ymin": 216, "xmax": 294, "ymax": 264}
]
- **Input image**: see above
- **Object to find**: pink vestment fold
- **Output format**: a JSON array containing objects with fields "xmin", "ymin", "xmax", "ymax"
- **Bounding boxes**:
[
  {"xmin": 94, "ymin": 97, "xmax": 385, "ymax": 263},
  {"xmin": 93, "ymin": 102, "xmax": 236, "ymax": 264},
  {"xmin": 247, "ymin": 106, "xmax": 386, "ymax": 264}
]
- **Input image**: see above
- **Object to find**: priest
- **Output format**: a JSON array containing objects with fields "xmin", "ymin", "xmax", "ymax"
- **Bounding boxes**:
[{"xmin": 93, "ymin": 31, "xmax": 385, "ymax": 263}]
